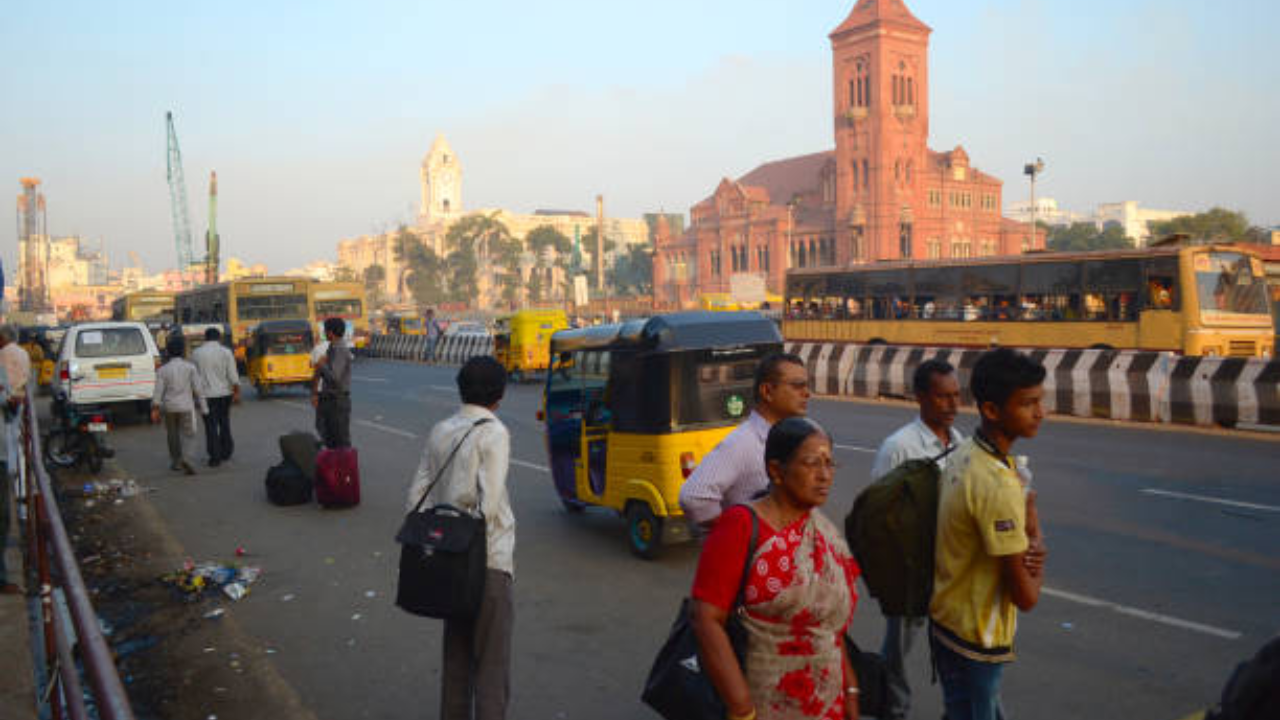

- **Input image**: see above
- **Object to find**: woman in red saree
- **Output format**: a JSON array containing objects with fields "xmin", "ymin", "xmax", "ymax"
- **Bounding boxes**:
[{"xmin": 692, "ymin": 417, "xmax": 861, "ymax": 720}]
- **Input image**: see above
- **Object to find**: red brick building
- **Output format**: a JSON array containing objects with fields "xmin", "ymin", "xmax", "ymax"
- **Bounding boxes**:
[{"xmin": 655, "ymin": 0, "xmax": 1045, "ymax": 307}]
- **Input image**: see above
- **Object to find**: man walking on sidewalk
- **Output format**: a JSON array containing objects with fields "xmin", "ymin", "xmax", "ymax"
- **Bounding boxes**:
[
  {"xmin": 312, "ymin": 317, "xmax": 353, "ymax": 449},
  {"xmin": 192, "ymin": 327, "xmax": 240, "ymax": 467},
  {"xmin": 0, "ymin": 325, "xmax": 29, "ymax": 595},
  {"xmin": 152, "ymin": 336, "xmax": 208, "ymax": 475}
]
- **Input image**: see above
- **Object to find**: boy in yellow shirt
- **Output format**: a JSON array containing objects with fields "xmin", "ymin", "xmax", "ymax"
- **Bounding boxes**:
[{"xmin": 930, "ymin": 348, "xmax": 1047, "ymax": 720}]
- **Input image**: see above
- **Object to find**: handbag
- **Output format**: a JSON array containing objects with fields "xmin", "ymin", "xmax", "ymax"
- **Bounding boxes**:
[
  {"xmin": 641, "ymin": 506, "xmax": 759, "ymax": 720},
  {"xmin": 394, "ymin": 418, "xmax": 492, "ymax": 619},
  {"xmin": 843, "ymin": 634, "xmax": 890, "ymax": 718}
]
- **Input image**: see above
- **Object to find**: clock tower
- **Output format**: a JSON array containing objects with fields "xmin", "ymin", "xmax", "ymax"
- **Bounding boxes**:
[{"xmin": 420, "ymin": 134, "xmax": 462, "ymax": 226}]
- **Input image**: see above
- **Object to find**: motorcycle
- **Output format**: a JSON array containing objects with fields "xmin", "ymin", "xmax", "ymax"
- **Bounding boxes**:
[{"xmin": 44, "ymin": 391, "xmax": 115, "ymax": 474}]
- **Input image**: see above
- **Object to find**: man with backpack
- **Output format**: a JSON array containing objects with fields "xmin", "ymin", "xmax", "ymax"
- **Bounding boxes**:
[
  {"xmin": 929, "ymin": 348, "xmax": 1047, "ymax": 720},
  {"xmin": 869, "ymin": 359, "xmax": 963, "ymax": 720}
]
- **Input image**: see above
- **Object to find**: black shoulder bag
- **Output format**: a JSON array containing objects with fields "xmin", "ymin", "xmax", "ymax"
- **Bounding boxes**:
[
  {"xmin": 642, "ymin": 506, "xmax": 759, "ymax": 720},
  {"xmin": 395, "ymin": 418, "xmax": 492, "ymax": 619}
]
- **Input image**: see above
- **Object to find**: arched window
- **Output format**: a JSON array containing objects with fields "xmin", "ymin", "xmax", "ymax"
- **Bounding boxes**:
[
  {"xmin": 862, "ymin": 159, "xmax": 869, "ymax": 189},
  {"xmin": 852, "ymin": 162, "xmax": 859, "ymax": 192},
  {"xmin": 798, "ymin": 242, "xmax": 807, "ymax": 269},
  {"xmin": 907, "ymin": 77, "xmax": 914, "ymax": 105},
  {"xmin": 808, "ymin": 239, "xmax": 817, "ymax": 267}
]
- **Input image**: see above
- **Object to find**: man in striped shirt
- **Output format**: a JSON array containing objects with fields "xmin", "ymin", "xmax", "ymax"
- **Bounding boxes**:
[{"xmin": 678, "ymin": 352, "xmax": 810, "ymax": 529}]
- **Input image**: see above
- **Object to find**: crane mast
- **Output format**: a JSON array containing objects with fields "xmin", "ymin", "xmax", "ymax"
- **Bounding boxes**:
[
  {"xmin": 206, "ymin": 171, "xmax": 220, "ymax": 284},
  {"xmin": 165, "ymin": 111, "xmax": 195, "ymax": 286}
]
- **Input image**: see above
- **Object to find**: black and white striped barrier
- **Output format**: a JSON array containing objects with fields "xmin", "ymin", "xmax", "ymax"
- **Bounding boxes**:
[
  {"xmin": 367, "ymin": 333, "xmax": 496, "ymax": 366},
  {"xmin": 785, "ymin": 342, "xmax": 1280, "ymax": 429}
]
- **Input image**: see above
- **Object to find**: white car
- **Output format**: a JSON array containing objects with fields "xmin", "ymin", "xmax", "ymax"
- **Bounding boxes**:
[
  {"xmin": 52, "ymin": 321, "xmax": 161, "ymax": 414},
  {"xmin": 444, "ymin": 321, "xmax": 490, "ymax": 338}
]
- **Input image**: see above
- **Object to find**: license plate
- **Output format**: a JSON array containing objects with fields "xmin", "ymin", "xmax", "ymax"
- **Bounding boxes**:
[
  {"xmin": 87, "ymin": 422, "xmax": 109, "ymax": 433},
  {"xmin": 97, "ymin": 367, "xmax": 127, "ymax": 380}
]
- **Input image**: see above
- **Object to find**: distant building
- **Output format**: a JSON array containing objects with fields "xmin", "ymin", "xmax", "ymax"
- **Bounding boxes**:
[
  {"xmin": 1095, "ymin": 201, "xmax": 1191, "ymax": 247},
  {"xmin": 338, "ymin": 135, "xmax": 652, "ymax": 309},
  {"xmin": 654, "ymin": 0, "xmax": 1045, "ymax": 308},
  {"xmin": 1005, "ymin": 198, "xmax": 1087, "ymax": 227}
]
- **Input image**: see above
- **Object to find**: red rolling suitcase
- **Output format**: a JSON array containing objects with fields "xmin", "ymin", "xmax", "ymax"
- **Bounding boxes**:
[{"xmin": 316, "ymin": 446, "xmax": 361, "ymax": 507}]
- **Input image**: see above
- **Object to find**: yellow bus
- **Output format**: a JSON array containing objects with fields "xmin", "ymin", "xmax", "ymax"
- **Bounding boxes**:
[
  {"xmin": 175, "ymin": 277, "xmax": 314, "ymax": 366},
  {"xmin": 783, "ymin": 244, "xmax": 1274, "ymax": 357},
  {"xmin": 111, "ymin": 291, "xmax": 176, "ymax": 326},
  {"xmin": 698, "ymin": 292, "xmax": 784, "ymax": 312},
  {"xmin": 310, "ymin": 282, "xmax": 370, "ymax": 349}
]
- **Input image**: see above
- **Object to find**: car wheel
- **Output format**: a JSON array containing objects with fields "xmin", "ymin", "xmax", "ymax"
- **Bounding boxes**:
[{"xmin": 625, "ymin": 502, "xmax": 663, "ymax": 560}]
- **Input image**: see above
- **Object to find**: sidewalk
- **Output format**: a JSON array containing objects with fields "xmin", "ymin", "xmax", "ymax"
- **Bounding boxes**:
[{"xmin": 0, "ymin": 498, "xmax": 38, "ymax": 720}]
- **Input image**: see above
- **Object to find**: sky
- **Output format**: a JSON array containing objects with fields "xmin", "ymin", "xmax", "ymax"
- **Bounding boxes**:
[{"xmin": 1, "ymin": 0, "xmax": 1276, "ymax": 276}]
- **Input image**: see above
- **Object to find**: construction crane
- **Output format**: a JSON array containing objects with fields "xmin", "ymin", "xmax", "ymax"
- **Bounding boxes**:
[
  {"xmin": 205, "ymin": 171, "xmax": 220, "ymax": 284},
  {"xmin": 165, "ymin": 111, "xmax": 196, "ymax": 286}
]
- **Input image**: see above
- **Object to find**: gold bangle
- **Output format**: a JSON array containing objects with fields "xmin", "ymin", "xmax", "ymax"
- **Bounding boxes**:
[{"xmin": 727, "ymin": 709, "xmax": 757, "ymax": 720}]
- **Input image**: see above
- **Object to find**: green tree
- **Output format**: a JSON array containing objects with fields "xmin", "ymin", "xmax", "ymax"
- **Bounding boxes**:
[
  {"xmin": 607, "ymin": 243, "xmax": 654, "ymax": 296},
  {"xmin": 1148, "ymin": 207, "xmax": 1255, "ymax": 243},
  {"xmin": 526, "ymin": 225, "xmax": 572, "ymax": 303},
  {"xmin": 1047, "ymin": 222, "xmax": 1133, "ymax": 252},
  {"xmin": 445, "ymin": 213, "xmax": 516, "ymax": 306},
  {"xmin": 362, "ymin": 264, "xmax": 386, "ymax": 308},
  {"xmin": 393, "ymin": 227, "xmax": 447, "ymax": 305}
]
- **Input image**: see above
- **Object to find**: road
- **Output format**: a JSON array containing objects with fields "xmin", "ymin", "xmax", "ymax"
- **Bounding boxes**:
[{"xmin": 92, "ymin": 358, "xmax": 1279, "ymax": 720}]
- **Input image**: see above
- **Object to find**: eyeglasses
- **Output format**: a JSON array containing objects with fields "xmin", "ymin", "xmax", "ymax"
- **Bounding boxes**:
[{"xmin": 795, "ymin": 456, "xmax": 839, "ymax": 471}]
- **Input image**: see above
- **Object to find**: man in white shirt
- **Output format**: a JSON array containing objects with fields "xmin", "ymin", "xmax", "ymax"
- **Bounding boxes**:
[
  {"xmin": 869, "ymin": 358, "xmax": 963, "ymax": 720},
  {"xmin": 0, "ymin": 325, "xmax": 28, "ymax": 595},
  {"xmin": 406, "ymin": 356, "xmax": 513, "ymax": 720},
  {"xmin": 677, "ymin": 352, "xmax": 810, "ymax": 529},
  {"xmin": 191, "ymin": 327, "xmax": 240, "ymax": 467},
  {"xmin": 152, "ymin": 335, "xmax": 208, "ymax": 475}
]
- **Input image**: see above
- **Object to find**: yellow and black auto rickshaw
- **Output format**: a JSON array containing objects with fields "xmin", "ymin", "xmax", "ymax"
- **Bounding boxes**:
[
  {"xmin": 19, "ymin": 327, "xmax": 56, "ymax": 390},
  {"xmin": 540, "ymin": 311, "xmax": 783, "ymax": 558},
  {"xmin": 495, "ymin": 309, "xmax": 568, "ymax": 382},
  {"xmin": 246, "ymin": 320, "xmax": 314, "ymax": 397}
]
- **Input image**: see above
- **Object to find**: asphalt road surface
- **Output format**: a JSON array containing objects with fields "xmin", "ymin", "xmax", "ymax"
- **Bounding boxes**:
[{"xmin": 91, "ymin": 358, "xmax": 1279, "ymax": 720}]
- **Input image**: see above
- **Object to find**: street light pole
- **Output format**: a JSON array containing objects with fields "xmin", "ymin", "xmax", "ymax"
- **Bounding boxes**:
[{"xmin": 1023, "ymin": 158, "xmax": 1045, "ymax": 250}]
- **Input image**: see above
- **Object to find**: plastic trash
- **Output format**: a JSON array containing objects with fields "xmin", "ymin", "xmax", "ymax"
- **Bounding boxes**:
[
  {"xmin": 203, "ymin": 608, "xmax": 226, "ymax": 619},
  {"xmin": 223, "ymin": 583, "xmax": 247, "ymax": 601}
]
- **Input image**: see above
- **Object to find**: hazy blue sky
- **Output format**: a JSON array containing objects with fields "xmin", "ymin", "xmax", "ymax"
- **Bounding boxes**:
[{"xmin": 2, "ymin": 0, "xmax": 1276, "ymax": 275}]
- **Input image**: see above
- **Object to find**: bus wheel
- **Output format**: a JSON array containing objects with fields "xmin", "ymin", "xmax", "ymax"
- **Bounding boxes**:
[
  {"xmin": 1089, "ymin": 343, "xmax": 1114, "ymax": 351},
  {"xmin": 625, "ymin": 502, "xmax": 663, "ymax": 560},
  {"xmin": 256, "ymin": 383, "xmax": 269, "ymax": 399},
  {"xmin": 867, "ymin": 338, "xmax": 887, "ymax": 346}
]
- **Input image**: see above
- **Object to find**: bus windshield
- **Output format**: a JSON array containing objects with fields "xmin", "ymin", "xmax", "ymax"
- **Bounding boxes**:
[
  {"xmin": 238, "ymin": 293, "xmax": 309, "ymax": 321},
  {"xmin": 1196, "ymin": 252, "xmax": 1271, "ymax": 322}
]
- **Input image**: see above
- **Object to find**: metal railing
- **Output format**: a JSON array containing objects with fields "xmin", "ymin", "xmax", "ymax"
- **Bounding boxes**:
[{"xmin": 18, "ymin": 379, "xmax": 136, "ymax": 720}]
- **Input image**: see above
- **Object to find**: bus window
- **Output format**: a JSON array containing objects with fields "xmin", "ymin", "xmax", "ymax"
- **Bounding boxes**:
[
  {"xmin": 866, "ymin": 270, "xmax": 907, "ymax": 320},
  {"xmin": 1021, "ymin": 261, "xmax": 1082, "ymax": 321},
  {"xmin": 1196, "ymin": 252, "xmax": 1270, "ymax": 318},
  {"xmin": 1085, "ymin": 259, "xmax": 1142, "ymax": 321},
  {"xmin": 912, "ymin": 267, "xmax": 959, "ymax": 320},
  {"xmin": 960, "ymin": 265, "xmax": 1017, "ymax": 320}
]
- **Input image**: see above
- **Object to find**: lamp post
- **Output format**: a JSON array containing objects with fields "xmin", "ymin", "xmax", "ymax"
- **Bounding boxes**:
[{"xmin": 1023, "ymin": 158, "xmax": 1045, "ymax": 250}]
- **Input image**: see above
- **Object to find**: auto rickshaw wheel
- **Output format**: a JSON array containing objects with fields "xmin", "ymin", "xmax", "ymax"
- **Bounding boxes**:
[{"xmin": 625, "ymin": 502, "xmax": 663, "ymax": 560}]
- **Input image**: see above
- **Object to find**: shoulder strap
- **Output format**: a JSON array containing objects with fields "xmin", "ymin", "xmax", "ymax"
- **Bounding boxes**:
[
  {"xmin": 931, "ymin": 442, "xmax": 959, "ymax": 464},
  {"xmin": 410, "ymin": 418, "xmax": 493, "ymax": 514},
  {"xmin": 732, "ymin": 505, "xmax": 760, "ymax": 609}
]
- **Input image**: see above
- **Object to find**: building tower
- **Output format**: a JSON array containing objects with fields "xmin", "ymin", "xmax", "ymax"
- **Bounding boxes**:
[
  {"xmin": 16, "ymin": 177, "xmax": 51, "ymax": 312},
  {"xmin": 830, "ymin": 0, "xmax": 931, "ymax": 263},
  {"xmin": 419, "ymin": 134, "xmax": 463, "ymax": 227}
]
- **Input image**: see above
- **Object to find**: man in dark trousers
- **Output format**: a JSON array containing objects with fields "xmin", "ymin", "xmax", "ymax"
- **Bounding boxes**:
[
  {"xmin": 311, "ymin": 317, "xmax": 353, "ymax": 448},
  {"xmin": 192, "ymin": 327, "xmax": 240, "ymax": 466}
]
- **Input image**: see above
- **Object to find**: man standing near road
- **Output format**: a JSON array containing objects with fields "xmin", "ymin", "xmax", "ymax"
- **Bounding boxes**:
[
  {"xmin": 425, "ymin": 308, "xmax": 443, "ymax": 362},
  {"xmin": 869, "ymin": 359, "xmax": 964, "ymax": 720},
  {"xmin": 0, "ymin": 324, "xmax": 30, "ymax": 595},
  {"xmin": 678, "ymin": 352, "xmax": 810, "ymax": 529},
  {"xmin": 152, "ymin": 335, "xmax": 208, "ymax": 475},
  {"xmin": 192, "ymin": 327, "xmax": 240, "ymax": 467},
  {"xmin": 312, "ymin": 317, "xmax": 353, "ymax": 449},
  {"xmin": 406, "ymin": 356, "xmax": 514, "ymax": 720},
  {"xmin": 930, "ymin": 348, "xmax": 1047, "ymax": 720}
]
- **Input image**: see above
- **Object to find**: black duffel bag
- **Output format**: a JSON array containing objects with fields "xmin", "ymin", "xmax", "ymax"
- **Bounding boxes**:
[
  {"xmin": 265, "ymin": 461, "xmax": 312, "ymax": 506},
  {"xmin": 642, "ymin": 507, "xmax": 758, "ymax": 720},
  {"xmin": 395, "ymin": 419, "xmax": 491, "ymax": 619}
]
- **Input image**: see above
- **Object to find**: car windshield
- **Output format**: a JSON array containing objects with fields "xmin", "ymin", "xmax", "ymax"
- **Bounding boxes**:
[
  {"xmin": 75, "ymin": 328, "xmax": 149, "ymax": 358},
  {"xmin": 1195, "ymin": 252, "xmax": 1271, "ymax": 321}
]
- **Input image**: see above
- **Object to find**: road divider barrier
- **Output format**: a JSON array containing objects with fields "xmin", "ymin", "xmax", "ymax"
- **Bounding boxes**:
[
  {"xmin": 368, "ymin": 333, "xmax": 495, "ymax": 366},
  {"xmin": 785, "ymin": 342, "xmax": 1280, "ymax": 429}
]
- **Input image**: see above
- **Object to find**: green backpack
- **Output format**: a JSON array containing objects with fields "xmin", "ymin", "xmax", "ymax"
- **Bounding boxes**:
[{"xmin": 844, "ymin": 446, "xmax": 955, "ymax": 617}]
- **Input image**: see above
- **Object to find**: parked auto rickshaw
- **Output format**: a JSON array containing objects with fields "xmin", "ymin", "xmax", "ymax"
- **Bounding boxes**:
[
  {"xmin": 386, "ymin": 313, "xmax": 425, "ymax": 336},
  {"xmin": 495, "ymin": 309, "xmax": 568, "ymax": 382},
  {"xmin": 540, "ymin": 311, "xmax": 783, "ymax": 558},
  {"xmin": 246, "ymin": 320, "xmax": 315, "ymax": 397}
]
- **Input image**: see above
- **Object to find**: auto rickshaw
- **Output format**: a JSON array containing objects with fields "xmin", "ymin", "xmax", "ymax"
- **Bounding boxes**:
[
  {"xmin": 18, "ymin": 327, "xmax": 55, "ymax": 390},
  {"xmin": 386, "ymin": 313, "xmax": 425, "ymax": 336},
  {"xmin": 540, "ymin": 311, "xmax": 783, "ymax": 558},
  {"xmin": 246, "ymin": 320, "xmax": 315, "ymax": 397},
  {"xmin": 495, "ymin": 309, "xmax": 568, "ymax": 382}
]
